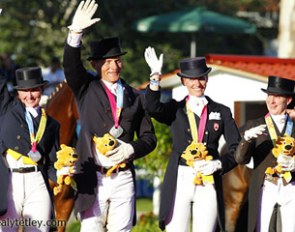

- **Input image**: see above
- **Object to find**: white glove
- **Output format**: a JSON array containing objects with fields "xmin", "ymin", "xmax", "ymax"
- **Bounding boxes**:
[
  {"xmin": 277, "ymin": 154, "xmax": 295, "ymax": 171},
  {"xmin": 0, "ymin": 9, "xmax": 2, "ymax": 15},
  {"xmin": 193, "ymin": 160, "xmax": 206, "ymax": 171},
  {"xmin": 244, "ymin": 124, "xmax": 266, "ymax": 142},
  {"xmin": 195, "ymin": 160, "xmax": 222, "ymax": 176},
  {"xmin": 56, "ymin": 166, "xmax": 77, "ymax": 177},
  {"xmin": 144, "ymin": 46, "xmax": 163, "ymax": 76},
  {"xmin": 68, "ymin": 0, "xmax": 100, "ymax": 33},
  {"xmin": 39, "ymin": 95, "xmax": 49, "ymax": 107},
  {"xmin": 106, "ymin": 142, "xmax": 134, "ymax": 164}
]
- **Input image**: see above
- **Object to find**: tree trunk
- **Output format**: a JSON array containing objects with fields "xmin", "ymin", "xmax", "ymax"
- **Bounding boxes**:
[{"xmin": 278, "ymin": 0, "xmax": 295, "ymax": 58}]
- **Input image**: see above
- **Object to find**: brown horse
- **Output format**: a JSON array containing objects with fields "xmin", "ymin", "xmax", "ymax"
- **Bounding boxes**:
[
  {"xmin": 46, "ymin": 81, "xmax": 79, "ymax": 146},
  {"xmin": 222, "ymin": 164, "xmax": 252, "ymax": 232},
  {"xmin": 45, "ymin": 81, "xmax": 79, "ymax": 232}
]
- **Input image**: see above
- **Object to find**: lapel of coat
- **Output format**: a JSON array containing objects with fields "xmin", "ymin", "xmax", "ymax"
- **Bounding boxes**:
[
  {"xmin": 121, "ymin": 79, "xmax": 133, "ymax": 108},
  {"xmin": 96, "ymin": 80, "xmax": 120, "ymax": 124}
]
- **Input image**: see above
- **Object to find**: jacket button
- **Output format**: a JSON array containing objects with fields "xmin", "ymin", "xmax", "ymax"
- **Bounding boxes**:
[
  {"xmin": 188, "ymin": 140, "xmax": 191, "ymax": 144},
  {"xmin": 205, "ymin": 131, "xmax": 208, "ymax": 134},
  {"xmin": 17, "ymin": 135, "xmax": 21, "ymax": 140},
  {"xmin": 187, "ymin": 128, "xmax": 191, "ymax": 132},
  {"xmin": 14, "ymin": 146, "xmax": 19, "ymax": 150}
]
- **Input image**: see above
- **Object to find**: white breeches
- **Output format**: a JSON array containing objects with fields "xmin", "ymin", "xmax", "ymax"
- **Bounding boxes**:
[
  {"xmin": 0, "ymin": 172, "xmax": 51, "ymax": 232},
  {"xmin": 166, "ymin": 165, "xmax": 218, "ymax": 232},
  {"xmin": 80, "ymin": 170, "xmax": 135, "ymax": 232},
  {"xmin": 257, "ymin": 179, "xmax": 295, "ymax": 232}
]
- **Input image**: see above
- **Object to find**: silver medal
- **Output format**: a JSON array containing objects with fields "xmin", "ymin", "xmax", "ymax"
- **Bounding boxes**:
[
  {"xmin": 109, "ymin": 125, "xmax": 124, "ymax": 138},
  {"xmin": 28, "ymin": 150, "xmax": 42, "ymax": 162}
]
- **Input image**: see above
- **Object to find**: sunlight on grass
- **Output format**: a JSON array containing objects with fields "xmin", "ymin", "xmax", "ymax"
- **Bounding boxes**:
[{"xmin": 66, "ymin": 198, "xmax": 162, "ymax": 231}]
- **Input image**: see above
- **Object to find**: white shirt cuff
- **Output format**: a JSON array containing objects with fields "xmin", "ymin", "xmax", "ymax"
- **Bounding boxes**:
[{"xmin": 67, "ymin": 32, "xmax": 82, "ymax": 48}]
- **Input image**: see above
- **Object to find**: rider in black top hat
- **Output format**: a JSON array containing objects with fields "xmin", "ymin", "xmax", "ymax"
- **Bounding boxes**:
[
  {"xmin": 0, "ymin": 66, "xmax": 60, "ymax": 231},
  {"xmin": 144, "ymin": 47, "xmax": 241, "ymax": 232},
  {"xmin": 235, "ymin": 75, "xmax": 295, "ymax": 232},
  {"xmin": 63, "ymin": 1, "xmax": 156, "ymax": 231}
]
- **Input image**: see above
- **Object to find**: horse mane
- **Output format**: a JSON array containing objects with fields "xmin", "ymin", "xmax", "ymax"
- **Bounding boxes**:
[
  {"xmin": 45, "ymin": 80, "xmax": 79, "ymax": 146},
  {"xmin": 47, "ymin": 80, "xmax": 68, "ymax": 102}
]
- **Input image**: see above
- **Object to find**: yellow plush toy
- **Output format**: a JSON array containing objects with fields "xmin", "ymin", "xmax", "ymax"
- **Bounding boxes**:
[
  {"xmin": 53, "ymin": 144, "xmax": 78, "ymax": 196},
  {"xmin": 265, "ymin": 135, "xmax": 295, "ymax": 183},
  {"xmin": 93, "ymin": 133, "xmax": 126, "ymax": 176},
  {"xmin": 181, "ymin": 141, "xmax": 214, "ymax": 185}
]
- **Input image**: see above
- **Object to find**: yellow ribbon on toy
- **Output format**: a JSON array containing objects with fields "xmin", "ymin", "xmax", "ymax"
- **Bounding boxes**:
[
  {"xmin": 6, "ymin": 148, "xmax": 37, "ymax": 165},
  {"xmin": 202, "ymin": 175, "xmax": 214, "ymax": 184}
]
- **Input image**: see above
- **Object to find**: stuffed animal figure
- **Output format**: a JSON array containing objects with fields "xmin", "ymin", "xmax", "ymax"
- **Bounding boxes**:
[
  {"xmin": 53, "ymin": 144, "xmax": 78, "ymax": 195},
  {"xmin": 93, "ymin": 133, "xmax": 126, "ymax": 176},
  {"xmin": 265, "ymin": 135, "xmax": 295, "ymax": 183},
  {"xmin": 181, "ymin": 141, "xmax": 214, "ymax": 185}
]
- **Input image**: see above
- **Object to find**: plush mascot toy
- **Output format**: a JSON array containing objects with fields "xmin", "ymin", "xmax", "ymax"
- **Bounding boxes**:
[
  {"xmin": 181, "ymin": 141, "xmax": 214, "ymax": 185},
  {"xmin": 53, "ymin": 144, "xmax": 78, "ymax": 195},
  {"xmin": 265, "ymin": 135, "xmax": 295, "ymax": 183},
  {"xmin": 93, "ymin": 133, "xmax": 126, "ymax": 176}
]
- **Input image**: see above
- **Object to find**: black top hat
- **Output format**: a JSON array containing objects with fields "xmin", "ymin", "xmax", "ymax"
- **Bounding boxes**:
[
  {"xmin": 177, "ymin": 57, "xmax": 212, "ymax": 78},
  {"xmin": 14, "ymin": 67, "xmax": 48, "ymax": 90},
  {"xmin": 87, "ymin": 37, "xmax": 127, "ymax": 61},
  {"xmin": 261, "ymin": 76, "xmax": 295, "ymax": 96}
]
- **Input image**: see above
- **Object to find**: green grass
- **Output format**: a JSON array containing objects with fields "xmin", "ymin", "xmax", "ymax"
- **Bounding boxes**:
[{"xmin": 136, "ymin": 198, "xmax": 153, "ymax": 212}]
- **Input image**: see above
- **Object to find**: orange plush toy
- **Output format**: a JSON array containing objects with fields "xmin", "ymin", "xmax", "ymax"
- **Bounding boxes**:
[
  {"xmin": 265, "ymin": 135, "xmax": 295, "ymax": 183},
  {"xmin": 93, "ymin": 133, "xmax": 126, "ymax": 176},
  {"xmin": 53, "ymin": 144, "xmax": 78, "ymax": 195},
  {"xmin": 181, "ymin": 141, "xmax": 214, "ymax": 185}
]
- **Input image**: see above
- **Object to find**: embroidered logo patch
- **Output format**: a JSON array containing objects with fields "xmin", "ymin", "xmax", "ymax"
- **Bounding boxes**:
[{"xmin": 213, "ymin": 123, "xmax": 219, "ymax": 131}]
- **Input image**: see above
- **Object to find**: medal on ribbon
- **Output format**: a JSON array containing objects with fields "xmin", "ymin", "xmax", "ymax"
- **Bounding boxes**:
[
  {"xmin": 25, "ymin": 108, "xmax": 47, "ymax": 163},
  {"xmin": 103, "ymin": 80, "xmax": 124, "ymax": 138},
  {"xmin": 109, "ymin": 125, "xmax": 124, "ymax": 138},
  {"xmin": 28, "ymin": 141, "xmax": 42, "ymax": 162},
  {"xmin": 185, "ymin": 97, "xmax": 214, "ymax": 185}
]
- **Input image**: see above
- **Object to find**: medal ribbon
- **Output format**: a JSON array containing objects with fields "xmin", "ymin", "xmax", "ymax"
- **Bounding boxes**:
[
  {"xmin": 186, "ymin": 97, "xmax": 213, "ymax": 185},
  {"xmin": 265, "ymin": 113, "xmax": 293, "ymax": 183},
  {"xmin": 25, "ymin": 108, "xmax": 47, "ymax": 152},
  {"xmin": 186, "ymin": 97, "xmax": 208, "ymax": 142},
  {"xmin": 103, "ymin": 80, "xmax": 124, "ymax": 128},
  {"xmin": 265, "ymin": 113, "xmax": 293, "ymax": 145}
]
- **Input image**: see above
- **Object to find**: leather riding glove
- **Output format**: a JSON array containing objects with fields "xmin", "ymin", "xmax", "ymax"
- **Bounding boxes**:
[
  {"xmin": 68, "ymin": 0, "xmax": 100, "ymax": 33},
  {"xmin": 144, "ymin": 46, "xmax": 163, "ymax": 76},
  {"xmin": 196, "ymin": 160, "xmax": 222, "ymax": 176},
  {"xmin": 277, "ymin": 154, "xmax": 295, "ymax": 172},
  {"xmin": 106, "ymin": 142, "xmax": 134, "ymax": 165},
  {"xmin": 56, "ymin": 166, "xmax": 77, "ymax": 177},
  {"xmin": 244, "ymin": 124, "xmax": 266, "ymax": 142}
]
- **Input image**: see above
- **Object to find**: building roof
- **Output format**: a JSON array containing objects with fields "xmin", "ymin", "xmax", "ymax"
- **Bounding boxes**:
[
  {"xmin": 206, "ymin": 54, "xmax": 295, "ymax": 80},
  {"xmin": 138, "ymin": 54, "xmax": 295, "ymax": 89}
]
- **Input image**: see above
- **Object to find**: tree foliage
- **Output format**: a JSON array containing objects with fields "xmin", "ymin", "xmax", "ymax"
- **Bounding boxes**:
[
  {"xmin": 134, "ymin": 119, "xmax": 172, "ymax": 181},
  {"xmin": 0, "ymin": 0, "xmax": 278, "ymax": 85}
]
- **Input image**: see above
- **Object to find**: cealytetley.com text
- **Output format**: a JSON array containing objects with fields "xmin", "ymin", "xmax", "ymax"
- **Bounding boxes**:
[{"xmin": 0, "ymin": 218, "xmax": 66, "ymax": 228}]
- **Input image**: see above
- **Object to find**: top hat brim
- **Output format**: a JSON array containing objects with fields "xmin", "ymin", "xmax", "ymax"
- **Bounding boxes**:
[
  {"xmin": 261, "ymin": 87, "xmax": 294, "ymax": 96},
  {"xmin": 177, "ymin": 67, "xmax": 212, "ymax": 78},
  {"xmin": 87, "ymin": 51, "xmax": 128, "ymax": 61},
  {"xmin": 14, "ymin": 81, "xmax": 48, "ymax": 90}
]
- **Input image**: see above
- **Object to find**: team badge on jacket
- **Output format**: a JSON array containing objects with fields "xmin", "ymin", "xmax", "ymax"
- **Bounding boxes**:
[{"xmin": 213, "ymin": 122, "xmax": 219, "ymax": 131}]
